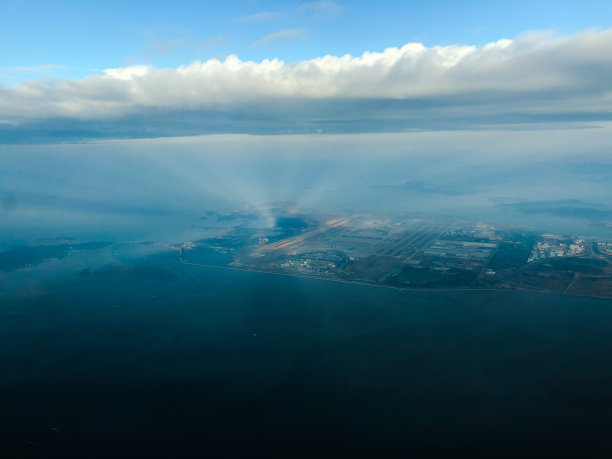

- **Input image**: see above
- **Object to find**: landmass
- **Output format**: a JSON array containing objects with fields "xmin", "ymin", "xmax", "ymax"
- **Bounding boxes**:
[
  {"xmin": 177, "ymin": 210, "xmax": 612, "ymax": 299},
  {"xmin": 1, "ymin": 208, "xmax": 610, "ymax": 299}
]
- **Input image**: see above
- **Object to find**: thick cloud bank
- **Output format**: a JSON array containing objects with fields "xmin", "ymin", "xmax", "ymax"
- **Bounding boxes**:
[{"xmin": 2, "ymin": 29, "xmax": 612, "ymax": 141}]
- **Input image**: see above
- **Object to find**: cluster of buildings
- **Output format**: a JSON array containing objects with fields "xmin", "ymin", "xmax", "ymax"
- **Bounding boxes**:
[
  {"xmin": 528, "ymin": 237, "xmax": 584, "ymax": 262},
  {"xmin": 596, "ymin": 241, "xmax": 612, "ymax": 256}
]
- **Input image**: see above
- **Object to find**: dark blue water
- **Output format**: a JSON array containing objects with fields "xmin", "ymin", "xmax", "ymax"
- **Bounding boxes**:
[{"xmin": 2, "ymin": 260, "xmax": 612, "ymax": 457}]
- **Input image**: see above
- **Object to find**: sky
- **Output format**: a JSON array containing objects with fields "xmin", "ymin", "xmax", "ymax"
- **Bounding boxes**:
[
  {"xmin": 1, "ymin": 1, "xmax": 611, "ymax": 240},
  {"xmin": 1, "ymin": 0, "xmax": 612, "ymax": 142},
  {"xmin": 2, "ymin": 0, "xmax": 612, "ymax": 83}
]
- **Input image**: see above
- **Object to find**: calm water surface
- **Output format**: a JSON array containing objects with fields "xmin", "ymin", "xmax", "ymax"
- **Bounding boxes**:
[{"xmin": 2, "ymin": 262, "xmax": 612, "ymax": 457}]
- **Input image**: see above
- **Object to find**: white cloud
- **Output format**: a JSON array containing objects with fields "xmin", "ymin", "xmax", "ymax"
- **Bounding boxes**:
[
  {"xmin": 0, "ymin": 64, "xmax": 71, "ymax": 73},
  {"xmin": 237, "ymin": 11, "xmax": 278, "ymax": 23},
  {"xmin": 298, "ymin": 1, "xmax": 344, "ymax": 15},
  {"xmin": 253, "ymin": 28, "xmax": 305, "ymax": 46},
  {"xmin": 1, "ymin": 29, "xmax": 612, "ymax": 125},
  {"xmin": 0, "ymin": 64, "xmax": 73, "ymax": 86},
  {"xmin": 103, "ymin": 65, "xmax": 150, "ymax": 81},
  {"xmin": 147, "ymin": 36, "xmax": 227, "ymax": 58}
]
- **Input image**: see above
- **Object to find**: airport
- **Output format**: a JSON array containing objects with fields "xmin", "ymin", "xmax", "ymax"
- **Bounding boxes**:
[{"xmin": 179, "ymin": 211, "xmax": 612, "ymax": 298}]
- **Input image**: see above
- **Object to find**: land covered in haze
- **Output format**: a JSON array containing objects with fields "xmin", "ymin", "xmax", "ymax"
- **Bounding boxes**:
[
  {"xmin": 2, "ymin": 207, "xmax": 610, "ymax": 299},
  {"xmin": 177, "ymin": 209, "xmax": 612, "ymax": 299}
]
